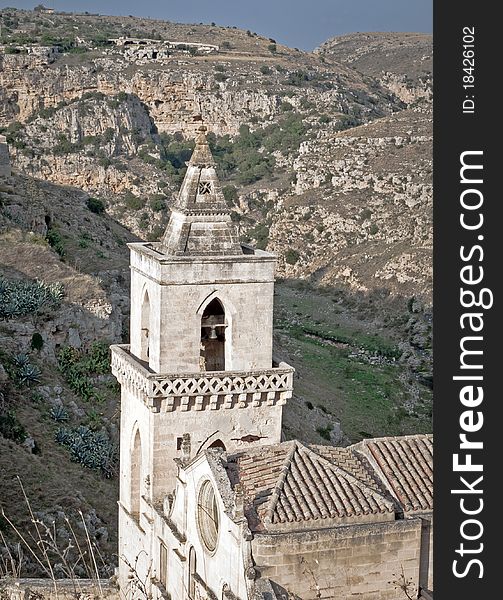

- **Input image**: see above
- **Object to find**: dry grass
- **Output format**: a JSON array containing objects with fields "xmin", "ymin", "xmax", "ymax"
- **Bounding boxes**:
[{"xmin": 0, "ymin": 239, "xmax": 106, "ymax": 305}]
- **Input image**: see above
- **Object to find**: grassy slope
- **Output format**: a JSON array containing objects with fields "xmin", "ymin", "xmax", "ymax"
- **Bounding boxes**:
[{"xmin": 274, "ymin": 281, "xmax": 432, "ymax": 444}]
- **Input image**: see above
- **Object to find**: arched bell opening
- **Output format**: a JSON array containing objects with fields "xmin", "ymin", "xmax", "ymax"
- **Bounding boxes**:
[
  {"xmin": 200, "ymin": 298, "xmax": 226, "ymax": 372},
  {"xmin": 140, "ymin": 290, "xmax": 150, "ymax": 363}
]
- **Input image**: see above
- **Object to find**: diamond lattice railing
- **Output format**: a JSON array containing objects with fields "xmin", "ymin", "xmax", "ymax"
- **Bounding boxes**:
[{"xmin": 110, "ymin": 345, "xmax": 294, "ymax": 409}]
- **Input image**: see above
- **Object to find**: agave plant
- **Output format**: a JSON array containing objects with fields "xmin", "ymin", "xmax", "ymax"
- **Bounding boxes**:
[
  {"xmin": 49, "ymin": 405, "xmax": 69, "ymax": 422},
  {"xmin": 12, "ymin": 353, "xmax": 30, "ymax": 368},
  {"xmin": 55, "ymin": 427, "xmax": 72, "ymax": 445},
  {"xmin": 0, "ymin": 277, "xmax": 64, "ymax": 320},
  {"xmin": 55, "ymin": 424, "xmax": 118, "ymax": 478},
  {"xmin": 17, "ymin": 363, "xmax": 42, "ymax": 386}
]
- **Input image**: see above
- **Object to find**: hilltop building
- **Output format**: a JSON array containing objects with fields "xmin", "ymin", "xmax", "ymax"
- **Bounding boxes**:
[
  {"xmin": 111, "ymin": 125, "xmax": 433, "ymax": 600},
  {"xmin": 108, "ymin": 38, "xmax": 219, "ymax": 63}
]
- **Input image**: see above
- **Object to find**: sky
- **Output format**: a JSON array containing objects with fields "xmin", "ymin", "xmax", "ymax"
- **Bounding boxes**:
[{"xmin": 2, "ymin": 1, "xmax": 432, "ymax": 50}]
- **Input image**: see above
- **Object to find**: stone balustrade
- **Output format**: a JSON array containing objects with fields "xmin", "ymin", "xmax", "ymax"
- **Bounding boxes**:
[{"xmin": 111, "ymin": 344, "xmax": 294, "ymax": 412}]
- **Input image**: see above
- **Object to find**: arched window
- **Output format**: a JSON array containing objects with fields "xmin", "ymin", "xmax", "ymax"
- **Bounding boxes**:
[
  {"xmin": 130, "ymin": 429, "xmax": 142, "ymax": 518},
  {"xmin": 140, "ymin": 290, "xmax": 150, "ymax": 363},
  {"xmin": 208, "ymin": 439, "xmax": 226, "ymax": 450},
  {"xmin": 200, "ymin": 298, "xmax": 225, "ymax": 371},
  {"xmin": 188, "ymin": 546, "xmax": 197, "ymax": 600},
  {"xmin": 159, "ymin": 542, "xmax": 168, "ymax": 588}
]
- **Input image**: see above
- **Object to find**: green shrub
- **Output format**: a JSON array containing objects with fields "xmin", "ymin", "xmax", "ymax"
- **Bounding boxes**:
[
  {"xmin": 86, "ymin": 409, "xmax": 103, "ymax": 431},
  {"xmin": 57, "ymin": 342, "xmax": 110, "ymax": 402},
  {"xmin": 360, "ymin": 208, "xmax": 372, "ymax": 221},
  {"xmin": 149, "ymin": 195, "xmax": 166, "ymax": 212},
  {"xmin": 156, "ymin": 134, "xmax": 194, "ymax": 185},
  {"xmin": 335, "ymin": 115, "xmax": 359, "ymax": 131},
  {"xmin": 124, "ymin": 193, "xmax": 145, "ymax": 211},
  {"xmin": 98, "ymin": 156, "xmax": 112, "ymax": 169},
  {"xmin": 300, "ymin": 97, "xmax": 315, "ymax": 109},
  {"xmin": 222, "ymin": 185, "xmax": 238, "ymax": 206},
  {"xmin": 319, "ymin": 114, "xmax": 330, "ymax": 124},
  {"xmin": 0, "ymin": 411, "xmax": 26, "ymax": 443},
  {"xmin": 46, "ymin": 228, "xmax": 65, "ymax": 257},
  {"xmin": 260, "ymin": 65, "xmax": 271, "ymax": 75},
  {"xmin": 86, "ymin": 197, "xmax": 105, "ymax": 214},
  {"xmin": 215, "ymin": 72, "xmax": 228, "ymax": 82},
  {"xmin": 249, "ymin": 224, "xmax": 269, "ymax": 250},
  {"xmin": 78, "ymin": 236, "xmax": 90, "ymax": 248},
  {"xmin": 53, "ymin": 134, "xmax": 81, "ymax": 155},
  {"xmin": 369, "ymin": 223, "xmax": 379, "ymax": 235},
  {"xmin": 316, "ymin": 424, "xmax": 333, "ymax": 441},
  {"xmin": 268, "ymin": 43, "xmax": 277, "ymax": 53},
  {"xmin": 285, "ymin": 249, "xmax": 300, "ymax": 265},
  {"xmin": 286, "ymin": 70, "xmax": 310, "ymax": 86},
  {"xmin": 103, "ymin": 127, "xmax": 115, "ymax": 143},
  {"xmin": 148, "ymin": 225, "xmax": 165, "ymax": 241}
]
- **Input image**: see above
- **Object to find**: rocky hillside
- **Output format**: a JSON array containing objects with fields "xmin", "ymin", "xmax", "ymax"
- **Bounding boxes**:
[
  {"xmin": 0, "ymin": 170, "xmax": 135, "ymax": 575},
  {"xmin": 0, "ymin": 8, "xmax": 432, "ymax": 577},
  {"xmin": 0, "ymin": 9, "xmax": 433, "ymax": 302},
  {"xmin": 316, "ymin": 32, "xmax": 432, "ymax": 106}
]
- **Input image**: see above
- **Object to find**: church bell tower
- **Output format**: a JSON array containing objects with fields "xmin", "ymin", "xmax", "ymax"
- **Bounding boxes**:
[{"xmin": 111, "ymin": 124, "xmax": 294, "ymax": 586}]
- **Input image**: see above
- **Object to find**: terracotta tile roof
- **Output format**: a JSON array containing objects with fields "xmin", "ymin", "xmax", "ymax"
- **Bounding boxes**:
[
  {"xmin": 225, "ymin": 441, "xmax": 395, "ymax": 531},
  {"xmin": 309, "ymin": 444, "xmax": 387, "ymax": 492},
  {"xmin": 353, "ymin": 434, "xmax": 433, "ymax": 512}
]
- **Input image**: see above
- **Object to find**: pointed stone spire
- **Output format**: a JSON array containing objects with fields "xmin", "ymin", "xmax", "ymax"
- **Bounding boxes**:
[{"xmin": 159, "ymin": 123, "xmax": 243, "ymax": 256}]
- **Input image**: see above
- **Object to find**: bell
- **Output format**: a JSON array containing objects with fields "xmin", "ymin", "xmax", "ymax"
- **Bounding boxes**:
[{"xmin": 208, "ymin": 327, "xmax": 218, "ymax": 340}]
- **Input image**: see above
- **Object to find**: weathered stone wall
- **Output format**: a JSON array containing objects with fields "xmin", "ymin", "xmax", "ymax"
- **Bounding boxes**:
[
  {"xmin": 418, "ymin": 515, "xmax": 433, "ymax": 591},
  {"xmin": 0, "ymin": 578, "xmax": 118, "ymax": 600},
  {"xmin": 128, "ymin": 244, "xmax": 276, "ymax": 373},
  {"xmin": 117, "ymin": 383, "xmax": 152, "ymax": 593},
  {"xmin": 0, "ymin": 134, "xmax": 11, "ymax": 177},
  {"xmin": 151, "ymin": 401, "xmax": 284, "ymax": 500},
  {"xmin": 252, "ymin": 519, "xmax": 423, "ymax": 600}
]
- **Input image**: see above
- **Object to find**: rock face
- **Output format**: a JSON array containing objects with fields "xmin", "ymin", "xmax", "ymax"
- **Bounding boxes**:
[
  {"xmin": 316, "ymin": 32, "xmax": 433, "ymax": 107},
  {"xmin": 1, "ymin": 10, "xmax": 432, "ymax": 301},
  {"xmin": 267, "ymin": 110, "xmax": 432, "ymax": 297}
]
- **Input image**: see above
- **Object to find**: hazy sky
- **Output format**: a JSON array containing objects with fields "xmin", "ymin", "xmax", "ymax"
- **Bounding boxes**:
[{"xmin": 2, "ymin": 1, "xmax": 432, "ymax": 50}]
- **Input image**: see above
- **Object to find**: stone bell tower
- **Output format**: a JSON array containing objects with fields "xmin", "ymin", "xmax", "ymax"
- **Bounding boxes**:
[{"xmin": 111, "ymin": 124, "xmax": 294, "ymax": 585}]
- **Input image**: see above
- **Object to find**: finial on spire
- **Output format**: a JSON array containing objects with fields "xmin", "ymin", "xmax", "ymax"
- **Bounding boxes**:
[{"xmin": 195, "ymin": 124, "xmax": 208, "ymax": 145}]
